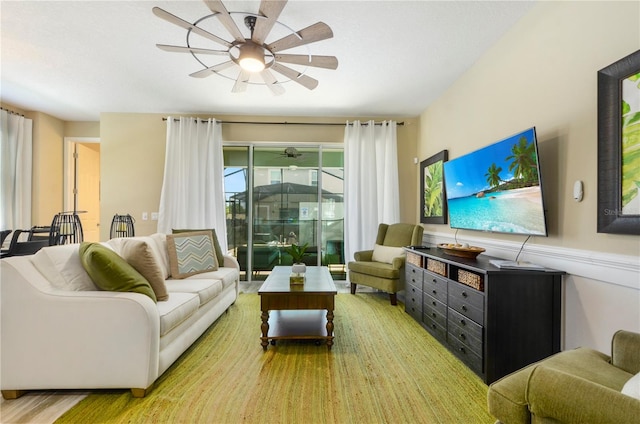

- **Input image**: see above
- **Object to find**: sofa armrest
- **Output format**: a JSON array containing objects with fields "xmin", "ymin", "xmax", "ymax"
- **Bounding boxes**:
[
  {"xmin": 1, "ymin": 258, "xmax": 160, "ymax": 391},
  {"xmin": 223, "ymin": 254, "xmax": 240, "ymax": 270},
  {"xmin": 526, "ymin": 365, "xmax": 640, "ymax": 424},
  {"xmin": 611, "ymin": 330, "xmax": 640, "ymax": 375},
  {"xmin": 354, "ymin": 250, "xmax": 373, "ymax": 262}
]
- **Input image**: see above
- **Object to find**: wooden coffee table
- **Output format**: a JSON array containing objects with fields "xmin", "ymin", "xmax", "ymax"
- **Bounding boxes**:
[{"xmin": 258, "ymin": 266, "xmax": 337, "ymax": 350}]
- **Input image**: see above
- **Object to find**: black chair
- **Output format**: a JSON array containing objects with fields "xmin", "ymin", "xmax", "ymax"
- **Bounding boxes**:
[
  {"xmin": 1, "ymin": 229, "xmax": 50, "ymax": 258},
  {"xmin": 0, "ymin": 230, "xmax": 11, "ymax": 246}
]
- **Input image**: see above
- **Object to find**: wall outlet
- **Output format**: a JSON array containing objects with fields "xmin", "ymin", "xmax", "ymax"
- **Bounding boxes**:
[
  {"xmin": 151, "ymin": 212, "xmax": 159, "ymax": 221},
  {"xmin": 142, "ymin": 212, "xmax": 148, "ymax": 221}
]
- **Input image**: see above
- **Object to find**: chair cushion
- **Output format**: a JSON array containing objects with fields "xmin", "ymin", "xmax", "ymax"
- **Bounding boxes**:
[
  {"xmin": 78, "ymin": 242, "xmax": 157, "ymax": 302},
  {"xmin": 166, "ymin": 231, "xmax": 218, "ymax": 279},
  {"xmin": 488, "ymin": 347, "xmax": 630, "ymax": 424},
  {"xmin": 348, "ymin": 260, "xmax": 400, "ymax": 279},
  {"xmin": 372, "ymin": 244, "xmax": 405, "ymax": 264}
]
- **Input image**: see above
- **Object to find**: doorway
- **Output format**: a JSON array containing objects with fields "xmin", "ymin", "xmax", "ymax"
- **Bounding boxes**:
[{"xmin": 64, "ymin": 137, "xmax": 100, "ymax": 242}]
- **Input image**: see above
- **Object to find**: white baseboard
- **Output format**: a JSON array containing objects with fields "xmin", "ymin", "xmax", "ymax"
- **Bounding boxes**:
[{"xmin": 422, "ymin": 231, "xmax": 639, "ymax": 291}]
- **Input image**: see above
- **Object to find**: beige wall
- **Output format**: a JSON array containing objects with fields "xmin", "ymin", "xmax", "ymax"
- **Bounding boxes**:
[
  {"xmin": 100, "ymin": 113, "xmax": 419, "ymax": 241},
  {"xmin": 418, "ymin": 0, "xmax": 639, "ymax": 353},
  {"xmin": 419, "ymin": 0, "xmax": 639, "ymax": 256}
]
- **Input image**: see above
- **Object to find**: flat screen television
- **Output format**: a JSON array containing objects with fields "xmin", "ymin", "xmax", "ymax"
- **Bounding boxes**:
[{"xmin": 443, "ymin": 127, "xmax": 548, "ymax": 236}]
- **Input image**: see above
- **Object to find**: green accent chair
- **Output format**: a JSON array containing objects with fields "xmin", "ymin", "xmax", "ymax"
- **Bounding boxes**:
[
  {"xmin": 487, "ymin": 330, "xmax": 640, "ymax": 424},
  {"xmin": 347, "ymin": 223, "xmax": 424, "ymax": 305}
]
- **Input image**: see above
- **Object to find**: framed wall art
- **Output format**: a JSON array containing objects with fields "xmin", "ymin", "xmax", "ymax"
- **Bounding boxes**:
[
  {"xmin": 420, "ymin": 150, "xmax": 448, "ymax": 224},
  {"xmin": 597, "ymin": 49, "xmax": 640, "ymax": 235}
]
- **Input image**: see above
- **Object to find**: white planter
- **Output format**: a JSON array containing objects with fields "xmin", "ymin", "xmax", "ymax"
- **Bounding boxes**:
[{"xmin": 291, "ymin": 263, "xmax": 306, "ymax": 274}]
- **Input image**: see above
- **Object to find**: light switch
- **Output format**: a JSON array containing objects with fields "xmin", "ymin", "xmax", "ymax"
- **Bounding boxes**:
[
  {"xmin": 142, "ymin": 212, "xmax": 148, "ymax": 221},
  {"xmin": 151, "ymin": 212, "xmax": 159, "ymax": 221}
]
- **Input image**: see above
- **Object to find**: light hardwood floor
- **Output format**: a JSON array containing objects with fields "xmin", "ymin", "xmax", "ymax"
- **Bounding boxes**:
[{"xmin": 1, "ymin": 280, "xmax": 359, "ymax": 424}]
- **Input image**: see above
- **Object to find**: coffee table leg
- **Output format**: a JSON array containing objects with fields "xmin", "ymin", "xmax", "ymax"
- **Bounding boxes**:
[
  {"xmin": 326, "ymin": 309, "xmax": 334, "ymax": 350},
  {"xmin": 261, "ymin": 310, "xmax": 270, "ymax": 351}
]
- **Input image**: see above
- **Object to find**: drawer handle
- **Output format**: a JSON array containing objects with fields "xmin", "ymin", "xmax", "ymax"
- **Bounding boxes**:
[
  {"xmin": 431, "ymin": 324, "xmax": 436, "ymax": 330},
  {"xmin": 412, "ymin": 269, "xmax": 416, "ymax": 273},
  {"xmin": 459, "ymin": 347, "xmax": 466, "ymax": 354},
  {"xmin": 411, "ymin": 287, "xmax": 416, "ymax": 292},
  {"xmin": 462, "ymin": 305, "xmax": 468, "ymax": 312},
  {"xmin": 411, "ymin": 298, "xmax": 415, "ymax": 302},
  {"xmin": 432, "ymin": 278, "xmax": 437, "ymax": 283},
  {"xmin": 462, "ymin": 291, "xmax": 468, "ymax": 298},
  {"xmin": 459, "ymin": 333, "xmax": 466, "ymax": 340},
  {"xmin": 460, "ymin": 319, "xmax": 466, "ymax": 326},
  {"xmin": 432, "ymin": 312, "xmax": 437, "ymax": 318},
  {"xmin": 432, "ymin": 301, "xmax": 436, "ymax": 306},
  {"xmin": 432, "ymin": 290, "xmax": 437, "ymax": 295}
]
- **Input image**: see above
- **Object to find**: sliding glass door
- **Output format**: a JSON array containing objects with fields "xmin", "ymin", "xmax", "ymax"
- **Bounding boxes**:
[{"xmin": 224, "ymin": 145, "xmax": 344, "ymax": 281}]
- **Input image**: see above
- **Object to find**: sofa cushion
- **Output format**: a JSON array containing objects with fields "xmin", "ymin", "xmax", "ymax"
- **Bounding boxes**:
[
  {"xmin": 150, "ymin": 233, "xmax": 171, "ymax": 279},
  {"xmin": 164, "ymin": 278, "xmax": 223, "ymax": 306},
  {"xmin": 488, "ymin": 347, "xmax": 630, "ymax": 424},
  {"xmin": 172, "ymin": 228, "xmax": 225, "ymax": 269},
  {"xmin": 371, "ymin": 244, "xmax": 405, "ymax": 264},
  {"xmin": 112, "ymin": 238, "xmax": 169, "ymax": 301},
  {"xmin": 181, "ymin": 267, "xmax": 238, "ymax": 290},
  {"xmin": 79, "ymin": 242, "xmax": 157, "ymax": 302},
  {"xmin": 156, "ymin": 292, "xmax": 200, "ymax": 336},
  {"xmin": 32, "ymin": 244, "xmax": 97, "ymax": 291},
  {"xmin": 167, "ymin": 231, "xmax": 218, "ymax": 279}
]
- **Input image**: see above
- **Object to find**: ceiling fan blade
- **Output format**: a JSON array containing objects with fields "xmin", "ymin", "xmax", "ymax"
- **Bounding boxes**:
[
  {"xmin": 157, "ymin": 44, "xmax": 228, "ymax": 55},
  {"xmin": 190, "ymin": 61, "xmax": 236, "ymax": 78},
  {"xmin": 260, "ymin": 70, "xmax": 285, "ymax": 96},
  {"xmin": 202, "ymin": 0, "xmax": 246, "ymax": 43},
  {"xmin": 152, "ymin": 7, "xmax": 232, "ymax": 48},
  {"xmin": 274, "ymin": 54, "xmax": 338, "ymax": 70},
  {"xmin": 267, "ymin": 22, "xmax": 333, "ymax": 53},
  {"xmin": 232, "ymin": 70, "xmax": 250, "ymax": 92},
  {"xmin": 271, "ymin": 63, "xmax": 318, "ymax": 90},
  {"xmin": 252, "ymin": 0, "xmax": 287, "ymax": 45}
]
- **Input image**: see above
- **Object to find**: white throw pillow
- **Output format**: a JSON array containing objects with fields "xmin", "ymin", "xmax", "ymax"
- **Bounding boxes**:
[
  {"xmin": 371, "ymin": 244, "xmax": 405, "ymax": 264},
  {"xmin": 32, "ymin": 244, "xmax": 97, "ymax": 291},
  {"xmin": 621, "ymin": 371, "xmax": 640, "ymax": 400}
]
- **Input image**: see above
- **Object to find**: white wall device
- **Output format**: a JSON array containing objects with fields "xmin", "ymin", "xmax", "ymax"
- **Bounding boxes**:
[{"xmin": 573, "ymin": 180, "xmax": 583, "ymax": 202}]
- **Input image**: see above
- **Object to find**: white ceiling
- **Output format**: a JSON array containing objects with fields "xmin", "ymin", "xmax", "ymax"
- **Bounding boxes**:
[{"xmin": 1, "ymin": 0, "xmax": 535, "ymax": 122}]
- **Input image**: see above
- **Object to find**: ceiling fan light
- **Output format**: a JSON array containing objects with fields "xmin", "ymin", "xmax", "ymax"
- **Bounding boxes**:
[{"xmin": 238, "ymin": 43, "xmax": 265, "ymax": 73}]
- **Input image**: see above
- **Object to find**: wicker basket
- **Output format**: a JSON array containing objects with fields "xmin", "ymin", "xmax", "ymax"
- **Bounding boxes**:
[
  {"xmin": 406, "ymin": 252, "xmax": 422, "ymax": 267},
  {"xmin": 458, "ymin": 269, "xmax": 484, "ymax": 291},
  {"xmin": 426, "ymin": 259, "xmax": 447, "ymax": 277}
]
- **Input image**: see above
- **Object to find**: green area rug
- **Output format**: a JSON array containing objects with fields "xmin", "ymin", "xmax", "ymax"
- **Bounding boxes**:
[{"xmin": 56, "ymin": 293, "xmax": 493, "ymax": 423}]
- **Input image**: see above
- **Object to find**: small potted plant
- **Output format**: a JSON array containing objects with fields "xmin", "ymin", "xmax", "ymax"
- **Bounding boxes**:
[{"xmin": 285, "ymin": 242, "xmax": 308, "ymax": 284}]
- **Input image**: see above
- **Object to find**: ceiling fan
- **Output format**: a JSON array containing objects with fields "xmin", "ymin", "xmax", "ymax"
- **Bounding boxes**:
[
  {"xmin": 152, "ymin": 0, "xmax": 338, "ymax": 95},
  {"xmin": 282, "ymin": 147, "xmax": 303, "ymax": 158}
]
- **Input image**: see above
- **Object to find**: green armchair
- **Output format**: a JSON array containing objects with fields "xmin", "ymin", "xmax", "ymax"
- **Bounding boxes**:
[
  {"xmin": 347, "ymin": 223, "xmax": 424, "ymax": 305},
  {"xmin": 487, "ymin": 330, "xmax": 640, "ymax": 424}
]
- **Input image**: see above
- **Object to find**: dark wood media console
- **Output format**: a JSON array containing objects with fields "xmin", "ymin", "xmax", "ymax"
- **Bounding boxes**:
[{"xmin": 404, "ymin": 247, "xmax": 564, "ymax": 385}]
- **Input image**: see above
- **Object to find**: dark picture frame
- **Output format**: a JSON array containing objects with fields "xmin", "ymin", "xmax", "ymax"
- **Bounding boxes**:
[
  {"xmin": 597, "ymin": 50, "xmax": 640, "ymax": 235},
  {"xmin": 420, "ymin": 150, "xmax": 448, "ymax": 224}
]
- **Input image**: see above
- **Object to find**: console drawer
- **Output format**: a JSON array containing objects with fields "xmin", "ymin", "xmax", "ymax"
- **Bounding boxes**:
[
  {"xmin": 448, "ymin": 310, "xmax": 483, "ymax": 356},
  {"xmin": 448, "ymin": 336, "xmax": 483, "ymax": 375},
  {"xmin": 406, "ymin": 263, "xmax": 423, "ymax": 286},
  {"xmin": 423, "ymin": 315, "xmax": 447, "ymax": 343},
  {"xmin": 423, "ymin": 273, "xmax": 448, "ymax": 304},
  {"xmin": 448, "ymin": 280, "xmax": 484, "ymax": 310},
  {"xmin": 423, "ymin": 303, "xmax": 446, "ymax": 329},
  {"xmin": 448, "ymin": 295, "xmax": 483, "ymax": 325},
  {"xmin": 405, "ymin": 289, "xmax": 422, "ymax": 320},
  {"xmin": 423, "ymin": 295, "xmax": 447, "ymax": 318}
]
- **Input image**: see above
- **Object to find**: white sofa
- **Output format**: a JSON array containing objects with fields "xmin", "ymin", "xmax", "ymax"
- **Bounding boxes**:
[{"xmin": 0, "ymin": 233, "xmax": 239, "ymax": 399}]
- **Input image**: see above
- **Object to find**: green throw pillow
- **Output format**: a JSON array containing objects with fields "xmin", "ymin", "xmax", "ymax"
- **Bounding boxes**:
[
  {"xmin": 172, "ymin": 228, "xmax": 225, "ymax": 266},
  {"xmin": 79, "ymin": 242, "xmax": 157, "ymax": 303}
]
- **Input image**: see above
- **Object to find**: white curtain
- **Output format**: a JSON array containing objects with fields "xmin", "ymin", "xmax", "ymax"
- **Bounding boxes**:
[
  {"xmin": 0, "ymin": 110, "xmax": 33, "ymax": 231},
  {"xmin": 344, "ymin": 120, "xmax": 399, "ymax": 263},
  {"xmin": 157, "ymin": 117, "xmax": 227, "ymax": 252}
]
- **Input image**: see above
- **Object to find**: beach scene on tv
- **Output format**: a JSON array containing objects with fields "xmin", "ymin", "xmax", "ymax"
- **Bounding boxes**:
[{"xmin": 443, "ymin": 128, "xmax": 547, "ymax": 236}]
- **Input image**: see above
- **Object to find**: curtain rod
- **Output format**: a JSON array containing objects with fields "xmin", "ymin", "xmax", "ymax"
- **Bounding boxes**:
[
  {"xmin": 161, "ymin": 118, "xmax": 404, "ymax": 126},
  {"xmin": 1, "ymin": 106, "xmax": 24, "ymax": 117}
]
